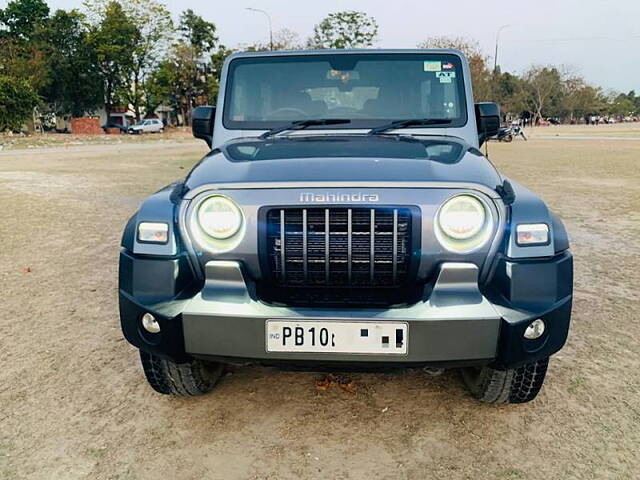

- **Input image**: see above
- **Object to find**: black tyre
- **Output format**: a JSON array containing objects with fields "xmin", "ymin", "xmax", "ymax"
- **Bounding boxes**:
[
  {"xmin": 461, "ymin": 357, "xmax": 549, "ymax": 404},
  {"xmin": 503, "ymin": 134, "xmax": 513, "ymax": 142},
  {"xmin": 139, "ymin": 350, "xmax": 224, "ymax": 396}
]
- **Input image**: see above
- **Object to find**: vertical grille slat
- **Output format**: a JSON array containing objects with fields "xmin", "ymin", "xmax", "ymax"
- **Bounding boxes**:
[
  {"xmin": 266, "ymin": 206, "xmax": 414, "ymax": 288},
  {"xmin": 302, "ymin": 208, "xmax": 308, "ymax": 281},
  {"xmin": 347, "ymin": 208, "xmax": 352, "ymax": 284},
  {"xmin": 324, "ymin": 208, "xmax": 330, "ymax": 283},
  {"xmin": 392, "ymin": 208, "xmax": 398, "ymax": 284},
  {"xmin": 370, "ymin": 209, "xmax": 375, "ymax": 282},
  {"xmin": 280, "ymin": 209, "xmax": 286, "ymax": 284}
]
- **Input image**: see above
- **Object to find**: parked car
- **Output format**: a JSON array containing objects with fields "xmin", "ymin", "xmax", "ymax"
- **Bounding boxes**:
[
  {"xmin": 119, "ymin": 50, "xmax": 573, "ymax": 404},
  {"xmin": 128, "ymin": 118, "xmax": 164, "ymax": 134},
  {"xmin": 101, "ymin": 122, "xmax": 128, "ymax": 134}
]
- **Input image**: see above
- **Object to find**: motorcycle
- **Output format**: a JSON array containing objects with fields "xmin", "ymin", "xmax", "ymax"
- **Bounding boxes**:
[{"xmin": 494, "ymin": 125, "xmax": 527, "ymax": 142}]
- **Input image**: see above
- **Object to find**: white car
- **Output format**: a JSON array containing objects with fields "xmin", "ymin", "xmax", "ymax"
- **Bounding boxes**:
[{"xmin": 128, "ymin": 119, "xmax": 164, "ymax": 134}]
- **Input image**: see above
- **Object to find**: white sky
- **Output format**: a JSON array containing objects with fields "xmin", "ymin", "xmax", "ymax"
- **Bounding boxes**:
[{"xmin": 10, "ymin": 0, "xmax": 640, "ymax": 93}]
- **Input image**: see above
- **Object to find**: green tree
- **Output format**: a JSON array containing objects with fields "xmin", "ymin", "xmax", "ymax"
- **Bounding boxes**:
[
  {"xmin": 84, "ymin": 0, "xmax": 173, "ymax": 120},
  {"xmin": 609, "ymin": 92, "xmax": 636, "ymax": 117},
  {"xmin": 0, "ymin": 0, "xmax": 49, "ymax": 41},
  {"xmin": 151, "ymin": 10, "xmax": 220, "ymax": 124},
  {"xmin": 309, "ymin": 11, "xmax": 378, "ymax": 49},
  {"xmin": 88, "ymin": 2, "xmax": 140, "ymax": 120},
  {"xmin": 417, "ymin": 36, "xmax": 492, "ymax": 101},
  {"xmin": 40, "ymin": 9, "xmax": 103, "ymax": 117},
  {"xmin": 0, "ymin": 75, "xmax": 40, "ymax": 131},
  {"xmin": 523, "ymin": 66, "xmax": 565, "ymax": 125},
  {"xmin": 562, "ymin": 76, "xmax": 606, "ymax": 122},
  {"xmin": 0, "ymin": 0, "xmax": 50, "ymax": 94},
  {"xmin": 491, "ymin": 70, "xmax": 529, "ymax": 117},
  {"xmin": 178, "ymin": 9, "xmax": 218, "ymax": 55}
]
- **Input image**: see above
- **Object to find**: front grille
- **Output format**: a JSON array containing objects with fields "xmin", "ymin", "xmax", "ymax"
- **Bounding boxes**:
[{"xmin": 264, "ymin": 207, "xmax": 416, "ymax": 288}]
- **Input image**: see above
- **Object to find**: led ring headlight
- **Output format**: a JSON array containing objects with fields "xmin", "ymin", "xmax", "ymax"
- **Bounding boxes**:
[
  {"xmin": 197, "ymin": 195, "xmax": 243, "ymax": 240},
  {"xmin": 435, "ymin": 194, "xmax": 494, "ymax": 253},
  {"xmin": 438, "ymin": 195, "xmax": 486, "ymax": 240}
]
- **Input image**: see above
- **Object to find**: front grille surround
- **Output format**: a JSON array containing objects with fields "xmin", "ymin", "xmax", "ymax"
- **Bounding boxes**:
[{"xmin": 260, "ymin": 205, "xmax": 420, "ymax": 290}]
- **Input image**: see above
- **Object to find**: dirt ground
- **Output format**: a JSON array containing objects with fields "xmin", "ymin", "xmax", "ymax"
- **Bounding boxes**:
[{"xmin": 1, "ymin": 124, "xmax": 639, "ymax": 479}]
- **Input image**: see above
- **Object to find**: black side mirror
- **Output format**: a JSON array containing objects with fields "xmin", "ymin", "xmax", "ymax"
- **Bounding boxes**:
[
  {"xmin": 475, "ymin": 102, "xmax": 500, "ymax": 146},
  {"xmin": 192, "ymin": 106, "xmax": 215, "ymax": 148}
]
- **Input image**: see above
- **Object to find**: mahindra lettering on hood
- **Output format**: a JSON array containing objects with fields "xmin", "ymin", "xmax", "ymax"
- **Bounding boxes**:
[
  {"xmin": 119, "ymin": 50, "xmax": 573, "ymax": 404},
  {"xmin": 300, "ymin": 192, "xmax": 380, "ymax": 203}
]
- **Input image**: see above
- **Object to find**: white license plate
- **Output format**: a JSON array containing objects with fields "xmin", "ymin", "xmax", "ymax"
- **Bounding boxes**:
[{"xmin": 266, "ymin": 320, "xmax": 408, "ymax": 354}]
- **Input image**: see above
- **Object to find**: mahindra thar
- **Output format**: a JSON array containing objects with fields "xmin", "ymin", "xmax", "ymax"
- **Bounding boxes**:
[{"xmin": 119, "ymin": 50, "xmax": 572, "ymax": 403}]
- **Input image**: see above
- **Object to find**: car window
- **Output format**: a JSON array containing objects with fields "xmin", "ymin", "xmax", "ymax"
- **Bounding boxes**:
[{"xmin": 224, "ymin": 53, "xmax": 467, "ymax": 130}]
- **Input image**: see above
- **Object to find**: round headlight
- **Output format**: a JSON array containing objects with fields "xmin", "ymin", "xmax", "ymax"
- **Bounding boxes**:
[
  {"xmin": 435, "ymin": 194, "xmax": 493, "ymax": 253},
  {"xmin": 197, "ymin": 195, "xmax": 243, "ymax": 240},
  {"xmin": 438, "ymin": 195, "xmax": 486, "ymax": 240}
]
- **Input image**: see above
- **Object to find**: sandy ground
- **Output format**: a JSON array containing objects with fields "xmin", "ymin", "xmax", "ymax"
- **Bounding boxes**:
[{"xmin": 1, "ymin": 125, "xmax": 639, "ymax": 479}]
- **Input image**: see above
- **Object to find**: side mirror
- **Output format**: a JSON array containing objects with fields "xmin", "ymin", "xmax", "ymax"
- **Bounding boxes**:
[
  {"xmin": 192, "ymin": 106, "xmax": 215, "ymax": 148},
  {"xmin": 475, "ymin": 102, "xmax": 500, "ymax": 146}
]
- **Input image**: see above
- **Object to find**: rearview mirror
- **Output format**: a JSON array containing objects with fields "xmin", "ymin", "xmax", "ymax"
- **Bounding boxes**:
[
  {"xmin": 192, "ymin": 106, "xmax": 215, "ymax": 148},
  {"xmin": 475, "ymin": 102, "xmax": 500, "ymax": 146}
]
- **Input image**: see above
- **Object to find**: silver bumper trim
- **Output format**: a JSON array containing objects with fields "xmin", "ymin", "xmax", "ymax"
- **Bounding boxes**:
[{"xmin": 182, "ymin": 261, "xmax": 502, "ymax": 362}]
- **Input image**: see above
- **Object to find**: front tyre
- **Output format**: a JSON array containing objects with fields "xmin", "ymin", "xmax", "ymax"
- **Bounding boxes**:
[
  {"xmin": 461, "ymin": 358, "xmax": 549, "ymax": 404},
  {"xmin": 139, "ymin": 350, "xmax": 224, "ymax": 396}
]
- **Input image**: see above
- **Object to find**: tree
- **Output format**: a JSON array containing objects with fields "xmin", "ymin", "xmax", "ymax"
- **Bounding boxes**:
[
  {"xmin": 561, "ymin": 76, "xmax": 607, "ymax": 123},
  {"xmin": 84, "ymin": 0, "xmax": 172, "ymax": 120},
  {"xmin": 491, "ymin": 70, "xmax": 529, "ymax": 117},
  {"xmin": 178, "ymin": 9, "xmax": 218, "ymax": 55},
  {"xmin": 0, "ymin": 0, "xmax": 50, "ymax": 94},
  {"xmin": 0, "ymin": 0, "xmax": 49, "ymax": 41},
  {"xmin": 523, "ymin": 66, "xmax": 565, "ymax": 125},
  {"xmin": 40, "ymin": 9, "xmax": 103, "ymax": 117},
  {"xmin": 417, "ymin": 36, "xmax": 492, "ymax": 101},
  {"xmin": 0, "ymin": 75, "xmax": 40, "ymax": 131},
  {"xmin": 163, "ymin": 10, "xmax": 220, "ymax": 123},
  {"xmin": 609, "ymin": 92, "xmax": 636, "ymax": 117},
  {"xmin": 88, "ymin": 2, "xmax": 140, "ymax": 119},
  {"xmin": 308, "ymin": 11, "xmax": 378, "ymax": 49},
  {"xmin": 244, "ymin": 28, "xmax": 303, "ymax": 51}
]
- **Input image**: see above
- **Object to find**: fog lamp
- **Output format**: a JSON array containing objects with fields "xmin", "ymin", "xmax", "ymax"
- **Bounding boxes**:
[
  {"xmin": 141, "ymin": 313, "xmax": 160, "ymax": 333},
  {"xmin": 524, "ymin": 319, "xmax": 545, "ymax": 340}
]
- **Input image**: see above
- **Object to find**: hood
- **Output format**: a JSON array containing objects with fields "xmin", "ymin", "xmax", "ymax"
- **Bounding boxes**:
[{"xmin": 184, "ymin": 135, "xmax": 502, "ymax": 192}]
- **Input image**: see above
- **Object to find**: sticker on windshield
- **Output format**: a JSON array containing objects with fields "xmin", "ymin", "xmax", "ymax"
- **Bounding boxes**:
[
  {"xmin": 442, "ymin": 62, "xmax": 455, "ymax": 70},
  {"xmin": 424, "ymin": 61, "xmax": 441, "ymax": 72},
  {"xmin": 436, "ymin": 71, "xmax": 456, "ymax": 83}
]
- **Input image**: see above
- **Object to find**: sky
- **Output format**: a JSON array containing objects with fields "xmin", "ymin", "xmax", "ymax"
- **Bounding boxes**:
[{"xmin": 8, "ymin": 0, "xmax": 640, "ymax": 93}]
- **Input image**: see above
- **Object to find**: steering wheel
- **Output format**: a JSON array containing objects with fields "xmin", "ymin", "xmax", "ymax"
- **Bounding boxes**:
[{"xmin": 265, "ymin": 108, "xmax": 309, "ymax": 120}]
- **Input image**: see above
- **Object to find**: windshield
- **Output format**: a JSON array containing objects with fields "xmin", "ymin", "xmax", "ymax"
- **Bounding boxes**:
[{"xmin": 223, "ymin": 53, "xmax": 467, "ymax": 130}]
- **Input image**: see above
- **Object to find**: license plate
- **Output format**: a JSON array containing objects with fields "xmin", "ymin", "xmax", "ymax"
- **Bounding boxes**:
[{"xmin": 266, "ymin": 320, "xmax": 408, "ymax": 354}]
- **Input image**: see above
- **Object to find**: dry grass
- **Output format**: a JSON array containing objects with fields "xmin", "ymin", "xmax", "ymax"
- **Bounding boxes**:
[
  {"xmin": 0, "ymin": 127, "xmax": 194, "ymax": 151},
  {"xmin": 0, "ymin": 126, "xmax": 639, "ymax": 479}
]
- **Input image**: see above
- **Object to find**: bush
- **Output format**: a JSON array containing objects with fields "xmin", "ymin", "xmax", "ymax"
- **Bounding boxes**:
[{"xmin": 0, "ymin": 75, "xmax": 40, "ymax": 132}]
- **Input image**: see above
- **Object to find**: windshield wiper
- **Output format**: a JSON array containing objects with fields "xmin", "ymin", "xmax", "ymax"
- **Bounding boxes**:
[
  {"xmin": 259, "ymin": 118, "xmax": 351, "ymax": 139},
  {"xmin": 368, "ymin": 118, "xmax": 452, "ymax": 135}
]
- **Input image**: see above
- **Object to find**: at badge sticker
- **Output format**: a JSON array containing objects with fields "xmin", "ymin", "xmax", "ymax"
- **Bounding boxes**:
[
  {"xmin": 423, "ymin": 61, "xmax": 441, "ymax": 72},
  {"xmin": 436, "ymin": 71, "xmax": 456, "ymax": 83}
]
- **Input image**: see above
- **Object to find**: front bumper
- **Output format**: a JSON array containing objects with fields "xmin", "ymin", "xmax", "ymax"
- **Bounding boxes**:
[{"xmin": 119, "ymin": 252, "xmax": 573, "ymax": 369}]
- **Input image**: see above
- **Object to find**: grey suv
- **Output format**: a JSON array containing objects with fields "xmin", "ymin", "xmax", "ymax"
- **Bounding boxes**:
[{"xmin": 119, "ymin": 50, "xmax": 572, "ymax": 403}]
